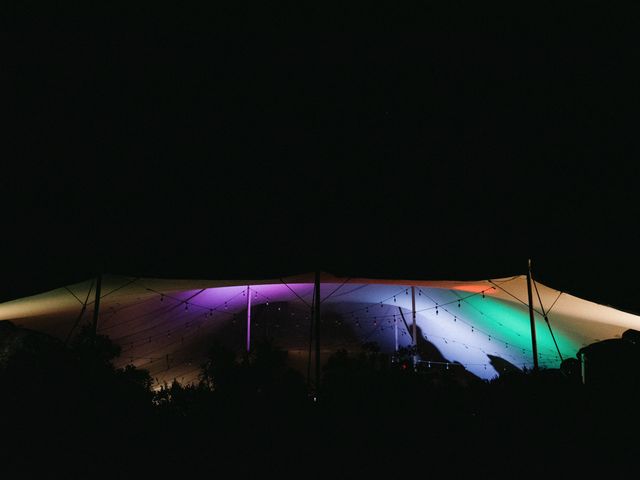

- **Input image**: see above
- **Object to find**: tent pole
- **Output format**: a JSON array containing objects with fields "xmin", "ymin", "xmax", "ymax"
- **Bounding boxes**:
[
  {"xmin": 394, "ymin": 313, "xmax": 399, "ymax": 352},
  {"xmin": 246, "ymin": 286, "xmax": 251, "ymax": 352},
  {"xmin": 307, "ymin": 303, "xmax": 313, "ymax": 388},
  {"xmin": 411, "ymin": 286, "xmax": 417, "ymax": 368},
  {"xmin": 526, "ymin": 259, "xmax": 539, "ymax": 371},
  {"xmin": 314, "ymin": 271, "xmax": 321, "ymax": 392},
  {"xmin": 91, "ymin": 273, "xmax": 102, "ymax": 339}
]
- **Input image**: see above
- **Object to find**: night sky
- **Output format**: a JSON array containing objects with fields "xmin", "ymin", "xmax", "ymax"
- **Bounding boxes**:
[{"xmin": 4, "ymin": 13, "xmax": 640, "ymax": 312}]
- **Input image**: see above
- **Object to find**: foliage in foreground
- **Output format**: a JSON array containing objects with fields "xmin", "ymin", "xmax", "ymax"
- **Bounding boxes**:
[{"xmin": 2, "ymin": 321, "xmax": 640, "ymax": 476}]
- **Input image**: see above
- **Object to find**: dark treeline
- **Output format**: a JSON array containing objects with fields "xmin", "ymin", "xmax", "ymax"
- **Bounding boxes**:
[{"xmin": 1, "ymin": 320, "xmax": 640, "ymax": 478}]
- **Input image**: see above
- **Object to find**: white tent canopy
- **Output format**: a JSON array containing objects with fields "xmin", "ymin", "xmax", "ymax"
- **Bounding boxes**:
[{"xmin": 1, "ymin": 272, "xmax": 639, "ymax": 385}]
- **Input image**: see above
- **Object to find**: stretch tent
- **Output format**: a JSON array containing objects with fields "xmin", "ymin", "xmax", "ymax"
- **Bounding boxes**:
[{"xmin": 1, "ymin": 272, "xmax": 639, "ymax": 385}]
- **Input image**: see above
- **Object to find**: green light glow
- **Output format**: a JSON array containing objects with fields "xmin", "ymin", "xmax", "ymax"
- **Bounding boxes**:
[{"xmin": 464, "ymin": 296, "xmax": 579, "ymax": 360}]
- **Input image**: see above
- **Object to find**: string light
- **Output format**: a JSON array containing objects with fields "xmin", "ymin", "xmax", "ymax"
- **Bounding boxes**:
[{"xmin": 114, "ymin": 283, "xmax": 567, "ymax": 383}]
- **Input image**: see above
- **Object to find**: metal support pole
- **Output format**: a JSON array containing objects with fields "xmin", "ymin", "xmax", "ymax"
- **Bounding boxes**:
[
  {"xmin": 526, "ymin": 259, "xmax": 539, "ymax": 371},
  {"xmin": 411, "ymin": 286, "xmax": 417, "ymax": 368},
  {"xmin": 314, "ymin": 271, "xmax": 321, "ymax": 390},
  {"xmin": 246, "ymin": 286, "xmax": 251, "ymax": 352},
  {"xmin": 92, "ymin": 273, "xmax": 102, "ymax": 338},
  {"xmin": 307, "ymin": 303, "xmax": 314, "ymax": 387},
  {"xmin": 394, "ymin": 314, "xmax": 399, "ymax": 352}
]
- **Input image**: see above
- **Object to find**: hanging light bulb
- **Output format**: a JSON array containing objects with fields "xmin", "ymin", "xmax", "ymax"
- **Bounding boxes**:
[
  {"xmin": 393, "ymin": 296, "xmax": 396, "ymax": 303},
  {"xmin": 184, "ymin": 303, "xmax": 188, "ymax": 311},
  {"xmin": 457, "ymin": 300, "xmax": 461, "ymax": 308},
  {"xmin": 160, "ymin": 294, "xmax": 164, "ymax": 302}
]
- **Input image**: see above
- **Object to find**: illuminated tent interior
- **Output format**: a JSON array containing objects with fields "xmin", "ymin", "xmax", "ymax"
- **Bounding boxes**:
[{"xmin": 1, "ymin": 272, "xmax": 639, "ymax": 386}]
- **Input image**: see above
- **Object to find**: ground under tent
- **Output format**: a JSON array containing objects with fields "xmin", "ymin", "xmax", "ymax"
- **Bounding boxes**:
[{"xmin": 1, "ymin": 272, "xmax": 639, "ymax": 387}]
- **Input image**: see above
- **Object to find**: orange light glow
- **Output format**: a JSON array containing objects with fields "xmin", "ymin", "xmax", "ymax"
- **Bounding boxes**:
[{"xmin": 451, "ymin": 285, "xmax": 496, "ymax": 294}]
